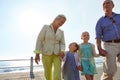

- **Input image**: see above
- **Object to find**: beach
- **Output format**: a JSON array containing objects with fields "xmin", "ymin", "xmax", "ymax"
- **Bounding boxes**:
[
  {"xmin": 0, "ymin": 66, "xmax": 120, "ymax": 80},
  {"xmin": 81, "ymin": 66, "xmax": 120, "ymax": 80}
]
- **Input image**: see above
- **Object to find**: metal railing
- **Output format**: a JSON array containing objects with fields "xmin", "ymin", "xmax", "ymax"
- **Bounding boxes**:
[
  {"xmin": 0, "ymin": 57, "xmax": 41, "ymax": 79},
  {"xmin": 0, "ymin": 57, "xmax": 104, "ymax": 79}
]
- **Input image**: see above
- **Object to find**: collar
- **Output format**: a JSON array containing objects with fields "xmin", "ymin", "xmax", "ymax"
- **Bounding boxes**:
[
  {"xmin": 103, "ymin": 12, "xmax": 116, "ymax": 18},
  {"xmin": 50, "ymin": 24, "xmax": 54, "ymax": 30}
]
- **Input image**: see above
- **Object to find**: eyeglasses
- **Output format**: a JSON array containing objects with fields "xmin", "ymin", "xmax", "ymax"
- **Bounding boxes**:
[{"xmin": 110, "ymin": 17, "xmax": 116, "ymax": 23}]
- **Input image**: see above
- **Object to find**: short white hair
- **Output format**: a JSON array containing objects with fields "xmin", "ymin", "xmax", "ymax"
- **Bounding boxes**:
[{"xmin": 56, "ymin": 14, "xmax": 66, "ymax": 20}]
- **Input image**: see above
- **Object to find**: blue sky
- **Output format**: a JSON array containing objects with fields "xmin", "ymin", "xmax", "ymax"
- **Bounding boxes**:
[{"xmin": 0, "ymin": 0, "xmax": 120, "ymax": 59}]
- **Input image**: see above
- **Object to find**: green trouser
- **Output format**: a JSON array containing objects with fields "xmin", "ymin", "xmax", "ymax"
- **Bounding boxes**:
[{"xmin": 42, "ymin": 54, "xmax": 61, "ymax": 80}]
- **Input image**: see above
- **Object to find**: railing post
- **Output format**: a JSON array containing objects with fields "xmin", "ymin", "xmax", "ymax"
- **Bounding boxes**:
[
  {"xmin": 30, "ymin": 56, "xmax": 34, "ymax": 79},
  {"xmin": 30, "ymin": 56, "xmax": 33, "ymax": 73}
]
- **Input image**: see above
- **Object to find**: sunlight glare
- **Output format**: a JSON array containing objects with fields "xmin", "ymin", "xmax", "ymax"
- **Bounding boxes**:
[{"xmin": 18, "ymin": 9, "xmax": 49, "ymax": 35}]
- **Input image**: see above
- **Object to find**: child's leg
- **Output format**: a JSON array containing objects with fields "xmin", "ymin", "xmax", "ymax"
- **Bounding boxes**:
[
  {"xmin": 85, "ymin": 75, "xmax": 92, "ymax": 80},
  {"xmin": 90, "ymin": 75, "xmax": 94, "ymax": 80}
]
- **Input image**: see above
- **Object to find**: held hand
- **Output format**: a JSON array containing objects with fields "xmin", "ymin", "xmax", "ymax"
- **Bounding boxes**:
[
  {"xmin": 77, "ymin": 65, "xmax": 83, "ymax": 71},
  {"xmin": 59, "ymin": 52, "xmax": 65, "ymax": 58},
  {"xmin": 35, "ymin": 54, "xmax": 40, "ymax": 64},
  {"xmin": 99, "ymin": 49, "xmax": 108, "ymax": 57}
]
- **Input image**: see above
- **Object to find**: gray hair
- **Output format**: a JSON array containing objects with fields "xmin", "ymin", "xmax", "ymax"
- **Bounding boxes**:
[
  {"xmin": 56, "ymin": 14, "xmax": 66, "ymax": 20},
  {"xmin": 103, "ymin": 0, "xmax": 114, "ymax": 6}
]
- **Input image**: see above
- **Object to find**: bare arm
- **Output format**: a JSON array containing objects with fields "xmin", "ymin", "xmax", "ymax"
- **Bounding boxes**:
[
  {"xmin": 91, "ymin": 43, "xmax": 100, "ymax": 57},
  {"xmin": 96, "ymin": 38, "xmax": 108, "ymax": 56}
]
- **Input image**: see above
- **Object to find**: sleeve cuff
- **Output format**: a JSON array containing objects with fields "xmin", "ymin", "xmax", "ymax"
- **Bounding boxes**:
[
  {"xmin": 34, "ymin": 50, "xmax": 41, "ymax": 54},
  {"xmin": 61, "ymin": 50, "xmax": 65, "ymax": 53},
  {"xmin": 77, "ymin": 63, "xmax": 81, "ymax": 67}
]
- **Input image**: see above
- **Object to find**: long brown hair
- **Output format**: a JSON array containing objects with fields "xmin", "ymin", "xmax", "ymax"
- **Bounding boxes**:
[{"xmin": 69, "ymin": 42, "xmax": 79, "ymax": 52}]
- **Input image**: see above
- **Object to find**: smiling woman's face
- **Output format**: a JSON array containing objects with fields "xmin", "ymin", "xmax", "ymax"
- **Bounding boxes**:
[{"xmin": 53, "ymin": 17, "xmax": 66, "ymax": 28}]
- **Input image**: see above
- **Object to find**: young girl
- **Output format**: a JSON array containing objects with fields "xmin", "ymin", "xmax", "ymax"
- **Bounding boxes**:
[
  {"xmin": 79, "ymin": 31, "xmax": 99, "ymax": 80},
  {"xmin": 62, "ymin": 42, "xmax": 81, "ymax": 80}
]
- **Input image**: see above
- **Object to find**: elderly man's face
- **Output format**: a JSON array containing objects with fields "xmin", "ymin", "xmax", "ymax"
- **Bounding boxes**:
[{"xmin": 103, "ymin": 0, "xmax": 114, "ymax": 13}]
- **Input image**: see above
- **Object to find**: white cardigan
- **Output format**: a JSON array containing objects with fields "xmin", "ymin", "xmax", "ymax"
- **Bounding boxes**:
[{"xmin": 35, "ymin": 25, "xmax": 65, "ymax": 55}]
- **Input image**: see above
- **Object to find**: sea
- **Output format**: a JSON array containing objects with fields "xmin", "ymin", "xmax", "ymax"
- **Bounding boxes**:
[{"xmin": 0, "ymin": 57, "xmax": 103, "ymax": 74}]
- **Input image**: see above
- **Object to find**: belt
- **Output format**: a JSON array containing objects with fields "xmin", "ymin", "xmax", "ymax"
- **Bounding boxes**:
[{"xmin": 105, "ymin": 39, "xmax": 120, "ymax": 43}]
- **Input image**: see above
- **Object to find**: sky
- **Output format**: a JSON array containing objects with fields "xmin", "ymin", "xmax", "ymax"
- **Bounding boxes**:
[{"xmin": 0, "ymin": 0, "xmax": 120, "ymax": 59}]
